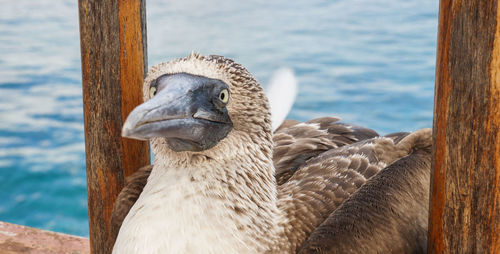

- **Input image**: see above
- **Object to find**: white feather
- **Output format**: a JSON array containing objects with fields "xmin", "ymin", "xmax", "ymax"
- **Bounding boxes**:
[
  {"xmin": 113, "ymin": 165, "xmax": 261, "ymax": 254},
  {"xmin": 265, "ymin": 68, "xmax": 298, "ymax": 131}
]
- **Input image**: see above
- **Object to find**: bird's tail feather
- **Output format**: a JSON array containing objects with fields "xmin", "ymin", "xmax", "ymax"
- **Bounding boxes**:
[{"xmin": 265, "ymin": 68, "xmax": 298, "ymax": 132}]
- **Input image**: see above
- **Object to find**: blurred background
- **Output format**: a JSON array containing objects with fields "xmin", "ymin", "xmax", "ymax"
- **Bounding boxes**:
[{"xmin": 0, "ymin": 0, "xmax": 438, "ymax": 236}]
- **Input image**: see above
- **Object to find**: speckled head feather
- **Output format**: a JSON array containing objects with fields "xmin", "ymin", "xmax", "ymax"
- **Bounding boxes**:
[{"xmin": 143, "ymin": 54, "xmax": 273, "ymax": 164}]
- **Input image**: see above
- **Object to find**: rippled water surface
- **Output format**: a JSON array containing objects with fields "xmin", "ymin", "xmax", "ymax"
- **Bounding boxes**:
[{"xmin": 0, "ymin": 0, "xmax": 438, "ymax": 236}]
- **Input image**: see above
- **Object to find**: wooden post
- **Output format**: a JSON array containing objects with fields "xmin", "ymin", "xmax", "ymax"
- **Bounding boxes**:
[
  {"xmin": 429, "ymin": 0, "xmax": 500, "ymax": 253},
  {"xmin": 78, "ymin": 0, "xmax": 149, "ymax": 253}
]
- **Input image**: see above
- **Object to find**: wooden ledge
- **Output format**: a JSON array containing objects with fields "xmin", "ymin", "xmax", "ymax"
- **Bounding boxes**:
[{"xmin": 0, "ymin": 221, "xmax": 89, "ymax": 254}]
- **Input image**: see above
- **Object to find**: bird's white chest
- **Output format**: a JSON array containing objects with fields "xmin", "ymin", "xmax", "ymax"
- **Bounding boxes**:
[{"xmin": 112, "ymin": 169, "xmax": 258, "ymax": 254}]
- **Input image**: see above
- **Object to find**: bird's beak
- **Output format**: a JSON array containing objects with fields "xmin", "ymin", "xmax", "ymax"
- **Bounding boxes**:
[{"xmin": 122, "ymin": 73, "xmax": 233, "ymax": 152}]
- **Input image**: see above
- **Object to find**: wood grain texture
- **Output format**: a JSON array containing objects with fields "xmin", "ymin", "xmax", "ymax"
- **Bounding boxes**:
[
  {"xmin": 78, "ymin": 0, "xmax": 148, "ymax": 253},
  {"xmin": 429, "ymin": 1, "xmax": 500, "ymax": 253},
  {"xmin": 118, "ymin": 0, "xmax": 150, "ymax": 178}
]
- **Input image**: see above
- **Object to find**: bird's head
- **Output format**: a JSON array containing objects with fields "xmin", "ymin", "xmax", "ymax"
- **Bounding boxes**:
[{"xmin": 122, "ymin": 54, "xmax": 272, "ymax": 163}]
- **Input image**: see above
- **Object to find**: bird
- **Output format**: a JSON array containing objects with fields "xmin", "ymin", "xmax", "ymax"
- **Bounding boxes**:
[{"xmin": 110, "ymin": 53, "xmax": 432, "ymax": 254}]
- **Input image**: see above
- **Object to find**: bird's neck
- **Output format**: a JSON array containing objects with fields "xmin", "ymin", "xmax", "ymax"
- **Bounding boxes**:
[{"xmin": 115, "ymin": 138, "xmax": 288, "ymax": 253}]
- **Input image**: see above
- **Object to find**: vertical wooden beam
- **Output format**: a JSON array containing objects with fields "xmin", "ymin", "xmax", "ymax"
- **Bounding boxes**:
[
  {"xmin": 429, "ymin": 0, "xmax": 500, "ymax": 253},
  {"xmin": 78, "ymin": 0, "xmax": 149, "ymax": 253}
]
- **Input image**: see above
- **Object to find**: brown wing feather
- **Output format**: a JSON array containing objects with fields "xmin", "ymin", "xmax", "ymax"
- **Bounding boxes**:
[
  {"xmin": 277, "ymin": 136, "xmax": 399, "ymax": 252},
  {"xmin": 110, "ymin": 165, "xmax": 153, "ymax": 247},
  {"xmin": 273, "ymin": 117, "xmax": 379, "ymax": 185},
  {"xmin": 298, "ymin": 151, "xmax": 431, "ymax": 254},
  {"xmin": 277, "ymin": 128, "xmax": 432, "ymax": 253}
]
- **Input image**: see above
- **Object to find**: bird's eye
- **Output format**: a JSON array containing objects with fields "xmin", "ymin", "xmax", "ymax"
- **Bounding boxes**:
[
  {"xmin": 149, "ymin": 86, "xmax": 157, "ymax": 98},
  {"xmin": 219, "ymin": 89, "xmax": 229, "ymax": 103}
]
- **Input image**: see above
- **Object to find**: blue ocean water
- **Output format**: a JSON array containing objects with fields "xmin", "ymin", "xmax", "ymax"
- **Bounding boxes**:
[{"xmin": 0, "ymin": 0, "xmax": 438, "ymax": 236}]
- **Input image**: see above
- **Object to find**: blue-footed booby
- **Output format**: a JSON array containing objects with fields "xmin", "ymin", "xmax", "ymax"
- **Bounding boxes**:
[{"xmin": 111, "ymin": 54, "xmax": 431, "ymax": 254}]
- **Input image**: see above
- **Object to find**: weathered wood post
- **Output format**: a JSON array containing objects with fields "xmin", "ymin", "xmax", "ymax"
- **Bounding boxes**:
[
  {"xmin": 78, "ymin": 0, "xmax": 149, "ymax": 253},
  {"xmin": 429, "ymin": 1, "xmax": 500, "ymax": 253}
]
